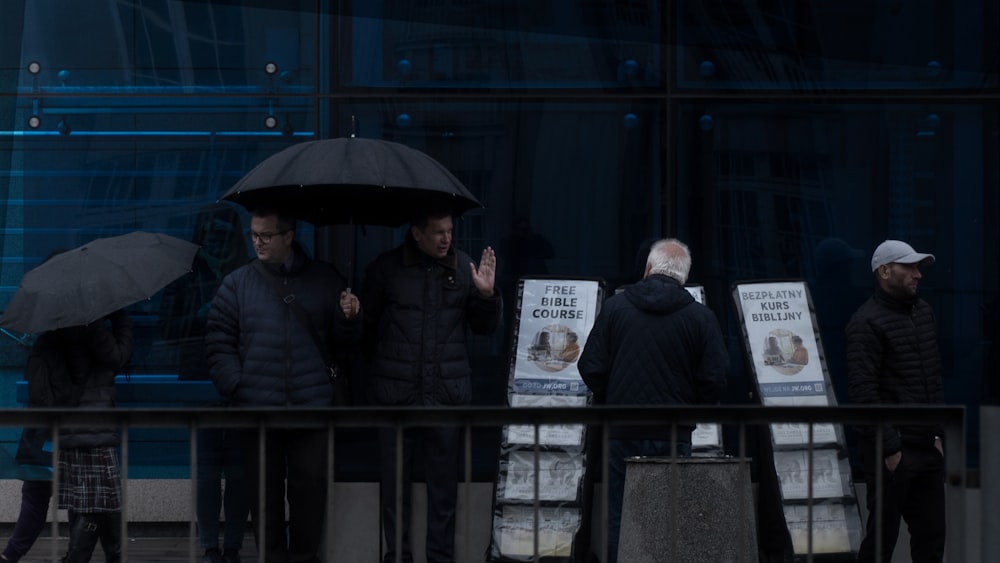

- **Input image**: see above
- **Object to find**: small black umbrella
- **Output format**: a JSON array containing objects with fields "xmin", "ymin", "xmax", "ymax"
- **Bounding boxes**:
[
  {"xmin": 0, "ymin": 231, "xmax": 199, "ymax": 334},
  {"xmin": 220, "ymin": 137, "xmax": 482, "ymax": 227}
]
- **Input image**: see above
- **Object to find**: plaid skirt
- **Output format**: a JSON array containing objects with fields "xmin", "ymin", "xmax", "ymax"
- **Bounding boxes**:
[{"xmin": 57, "ymin": 447, "xmax": 122, "ymax": 513}]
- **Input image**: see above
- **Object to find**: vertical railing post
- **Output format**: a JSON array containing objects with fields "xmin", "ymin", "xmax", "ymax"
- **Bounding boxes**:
[
  {"xmin": 944, "ymin": 415, "xmax": 967, "ymax": 562},
  {"xmin": 49, "ymin": 419, "xmax": 61, "ymax": 562},
  {"xmin": 873, "ymin": 424, "xmax": 883, "ymax": 560},
  {"xmin": 738, "ymin": 422, "xmax": 749, "ymax": 563},
  {"xmin": 120, "ymin": 425, "xmax": 129, "ymax": 563},
  {"xmin": 257, "ymin": 422, "xmax": 267, "ymax": 560},
  {"xmin": 599, "ymin": 421, "xmax": 609, "ymax": 563},
  {"xmin": 982, "ymin": 406, "xmax": 1000, "ymax": 561},
  {"xmin": 325, "ymin": 420, "xmax": 336, "ymax": 562},
  {"xmin": 188, "ymin": 423, "xmax": 199, "ymax": 563},
  {"xmin": 532, "ymin": 423, "xmax": 541, "ymax": 563},
  {"xmin": 463, "ymin": 420, "xmax": 473, "ymax": 562},
  {"xmin": 394, "ymin": 424, "xmax": 404, "ymax": 563}
]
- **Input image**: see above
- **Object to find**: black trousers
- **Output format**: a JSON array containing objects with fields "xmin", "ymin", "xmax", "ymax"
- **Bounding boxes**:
[
  {"xmin": 857, "ymin": 439, "xmax": 945, "ymax": 563},
  {"xmin": 379, "ymin": 426, "xmax": 460, "ymax": 563},
  {"xmin": 240, "ymin": 428, "xmax": 328, "ymax": 563}
]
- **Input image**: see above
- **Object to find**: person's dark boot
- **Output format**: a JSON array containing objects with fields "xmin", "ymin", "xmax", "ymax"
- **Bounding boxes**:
[{"xmin": 62, "ymin": 512, "xmax": 101, "ymax": 563}]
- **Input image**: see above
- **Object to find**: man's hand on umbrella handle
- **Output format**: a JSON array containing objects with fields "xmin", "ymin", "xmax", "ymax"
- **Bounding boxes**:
[
  {"xmin": 340, "ymin": 291, "xmax": 360, "ymax": 320},
  {"xmin": 471, "ymin": 246, "xmax": 496, "ymax": 298}
]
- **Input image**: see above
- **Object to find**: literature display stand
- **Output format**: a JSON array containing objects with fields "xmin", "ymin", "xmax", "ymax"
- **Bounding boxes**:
[
  {"xmin": 731, "ymin": 280, "xmax": 863, "ymax": 559},
  {"xmin": 487, "ymin": 277, "xmax": 605, "ymax": 562}
]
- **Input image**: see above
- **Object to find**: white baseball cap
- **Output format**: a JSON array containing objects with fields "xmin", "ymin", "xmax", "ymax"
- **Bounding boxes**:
[{"xmin": 870, "ymin": 239, "xmax": 935, "ymax": 272}]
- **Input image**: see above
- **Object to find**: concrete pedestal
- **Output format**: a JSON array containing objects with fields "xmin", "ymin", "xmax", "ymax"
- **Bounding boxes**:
[{"xmin": 618, "ymin": 456, "xmax": 757, "ymax": 563}]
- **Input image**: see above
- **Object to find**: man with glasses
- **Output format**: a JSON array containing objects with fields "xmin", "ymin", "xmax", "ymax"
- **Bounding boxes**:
[
  {"xmin": 206, "ymin": 207, "xmax": 361, "ymax": 563},
  {"xmin": 847, "ymin": 239, "xmax": 945, "ymax": 563}
]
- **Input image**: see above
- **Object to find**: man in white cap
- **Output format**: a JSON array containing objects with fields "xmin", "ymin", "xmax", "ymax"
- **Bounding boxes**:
[{"xmin": 846, "ymin": 239, "xmax": 945, "ymax": 562}]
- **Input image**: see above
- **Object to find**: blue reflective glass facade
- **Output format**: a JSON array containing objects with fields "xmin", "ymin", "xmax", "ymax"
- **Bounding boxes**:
[{"xmin": 1, "ymin": 1, "xmax": 997, "ymax": 476}]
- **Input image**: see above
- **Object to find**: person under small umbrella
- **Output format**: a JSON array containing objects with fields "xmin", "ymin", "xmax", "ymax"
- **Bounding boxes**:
[
  {"xmin": 57, "ymin": 309, "xmax": 134, "ymax": 563},
  {"xmin": 0, "ymin": 234, "xmax": 194, "ymax": 562},
  {"xmin": 3, "ymin": 312, "xmax": 133, "ymax": 563}
]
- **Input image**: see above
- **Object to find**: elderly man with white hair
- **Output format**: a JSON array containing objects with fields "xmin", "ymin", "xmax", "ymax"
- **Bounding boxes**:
[{"xmin": 579, "ymin": 237, "xmax": 728, "ymax": 563}]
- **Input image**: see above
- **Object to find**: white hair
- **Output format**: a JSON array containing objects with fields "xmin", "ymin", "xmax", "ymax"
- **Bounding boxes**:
[{"xmin": 647, "ymin": 238, "xmax": 692, "ymax": 284}]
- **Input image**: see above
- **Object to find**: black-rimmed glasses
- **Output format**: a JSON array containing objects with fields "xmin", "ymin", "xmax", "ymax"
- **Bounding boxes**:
[{"xmin": 248, "ymin": 230, "xmax": 288, "ymax": 244}]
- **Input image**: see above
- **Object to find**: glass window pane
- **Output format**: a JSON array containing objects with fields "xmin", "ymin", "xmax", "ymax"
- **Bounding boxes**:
[
  {"xmin": 14, "ymin": 1, "xmax": 315, "ymax": 90},
  {"xmin": 676, "ymin": 0, "xmax": 997, "ymax": 89},
  {"xmin": 340, "ymin": 1, "xmax": 665, "ymax": 89}
]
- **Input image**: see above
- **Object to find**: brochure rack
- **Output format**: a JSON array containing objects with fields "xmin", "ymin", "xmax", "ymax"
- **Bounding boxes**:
[
  {"xmin": 731, "ymin": 280, "xmax": 864, "ymax": 559},
  {"xmin": 487, "ymin": 277, "xmax": 605, "ymax": 562}
]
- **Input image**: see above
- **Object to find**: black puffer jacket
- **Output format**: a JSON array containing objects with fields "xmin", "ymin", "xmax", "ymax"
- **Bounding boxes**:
[
  {"xmin": 578, "ymin": 274, "xmax": 728, "ymax": 439},
  {"xmin": 362, "ymin": 235, "xmax": 501, "ymax": 406},
  {"xmin": 60, "ymin": 309, "xmax": 134, "ymax": 449},
  {"xmin": 846, "ymin": 286, "xmax": 944, "ymax": 454},
  {"xmin": 206, "ymin": 243, "xmax": 360, "ymax": 406}
]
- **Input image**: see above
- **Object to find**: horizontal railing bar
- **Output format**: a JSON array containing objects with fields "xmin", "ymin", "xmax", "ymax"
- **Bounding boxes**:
[{"xmin": 0, "ymin": 404, "xmax": 965, "ymax": 429}]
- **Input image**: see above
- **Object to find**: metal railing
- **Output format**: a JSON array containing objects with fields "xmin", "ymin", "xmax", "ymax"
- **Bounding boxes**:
[{"xmin": 0, "ymin": 404, "xmax": 966, "ymax": 562}]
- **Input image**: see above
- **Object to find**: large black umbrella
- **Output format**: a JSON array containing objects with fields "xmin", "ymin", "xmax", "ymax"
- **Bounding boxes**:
[
  {"xmin": 220, "ymin": 137, "xmax": 482, "ymax": 227},
  {"xmin": 0, "ymin": 231, "xmax": 199, "ymax": 334}
]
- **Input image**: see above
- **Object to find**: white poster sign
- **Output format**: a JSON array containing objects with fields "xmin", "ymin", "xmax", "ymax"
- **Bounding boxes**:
[
  {"xmin": 734, "ymin": 282, "xmax": 828, "ymax": 403},
  {"xmin": 511, "ymin": 279, "xmax": 600, "ymax": 389}
]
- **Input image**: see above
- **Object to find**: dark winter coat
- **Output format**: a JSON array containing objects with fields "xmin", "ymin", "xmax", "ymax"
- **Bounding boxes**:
[
  {"xmin": 362, "ymin": 235, "xmax": 502, "ymax": 406},
  {"xmin": 578, "ymin": 274, "xmax": 728, "ymax": 440},
  {"xmin": 205, "ymin": 243, "xmax": 360, "ymax": 406},
  {"xmin": 846, "ymin": 286, "xmax": 944, "ymax": 454},
  {"xmin": 59, "ymin": 309, "xmax": 134, "ymax": 449}
]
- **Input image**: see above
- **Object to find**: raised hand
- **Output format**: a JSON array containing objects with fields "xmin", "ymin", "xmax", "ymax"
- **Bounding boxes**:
[{"xmin": 470, "ymin": 246, "xmax": 496, "ymax": 297}]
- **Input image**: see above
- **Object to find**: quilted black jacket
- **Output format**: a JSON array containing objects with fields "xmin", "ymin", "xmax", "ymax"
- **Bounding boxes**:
[
  {"xmin": 846, "ymin": 286, "xmax": 944, "ymax": 454},
  {"xmin": 578, "ymin": 274, "xmax": 728, "ymax": 439},
  {"xmin": 206, "ymin": 243, "xmax": 360, "ymax": 406},
  {"xmin": 361, "ymin": 235, "xmax": 502, "ymax": 406}
]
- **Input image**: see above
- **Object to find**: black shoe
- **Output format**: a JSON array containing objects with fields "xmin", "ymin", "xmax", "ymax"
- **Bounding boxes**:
[
  {"xmin": 202, "ymin": 549, "xmax": 224, "ymax": 563},
  {"xmin": 222, "ymin": 550, "xmax": 242, "ymax": 563}
]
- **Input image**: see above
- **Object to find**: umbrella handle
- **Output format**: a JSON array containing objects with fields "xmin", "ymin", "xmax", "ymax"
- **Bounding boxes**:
[{"xmin": 347, "ymin": 218, "xmax": 356, "ymax": 291}]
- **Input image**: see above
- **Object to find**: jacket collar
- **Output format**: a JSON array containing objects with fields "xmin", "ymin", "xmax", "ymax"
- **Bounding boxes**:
[
  {"xmin": 260, "ymin": 241, "xmax": 307, "ymax": 276},
  {"xmin": 402, "ymin": 232, "xmax": 457, "ymax": 271},
  {"xmin": 873, "ymin": 285, "xmax": 918, "ymax": 312}
]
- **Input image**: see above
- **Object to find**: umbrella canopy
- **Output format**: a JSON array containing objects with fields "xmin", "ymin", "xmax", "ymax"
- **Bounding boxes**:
[
  {"xmin": 0, "ymin": 231, "xmax": 199, "ymax": 334},
  {"xmin": 219, "ymin": 137, "xmax": 482, "ymax": 227}
]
